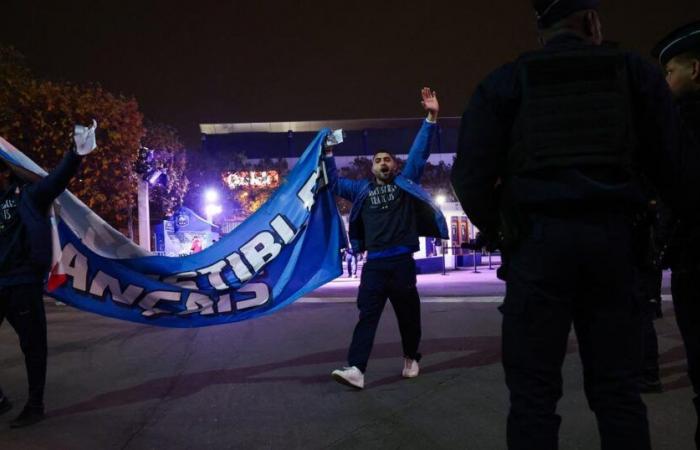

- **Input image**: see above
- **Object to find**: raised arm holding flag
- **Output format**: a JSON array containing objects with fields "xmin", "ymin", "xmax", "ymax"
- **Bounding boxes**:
[{"xmin": 0, "ymin": 120, "xmax": 98, "ymax": 428}]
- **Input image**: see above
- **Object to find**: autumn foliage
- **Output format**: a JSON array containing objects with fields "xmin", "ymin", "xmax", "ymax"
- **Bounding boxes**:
[
  {"xmin": 185, "ymin": 149, "xmax": 288, "ymax": 218},
  {"xmin": 0, "ymin": 45, "xmax": 188, "ymax": 231},
  {"xmin": 141, "ymin": 122, "xmax": 189, "ymax": 220}
]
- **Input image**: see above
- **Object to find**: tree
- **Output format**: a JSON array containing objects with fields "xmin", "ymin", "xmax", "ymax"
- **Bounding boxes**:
[
  {"xmin": 0, "ymin": 46, "xmax": 209, "ymax": 234},
  {"xmin": 233, "ymin": 157, "xmax": 289, "ymax": 214},
  {"xmin": 0, "ymin": 46, "xmax": 31, "ymax": 127},
  {"xmin": 0, "ymin": 75, "xmax": 145, "ymax": 230},
  {"xmin": 420, "ymin": 160, "xmax": 455, "ymax": 201},
  {"xmin": 185, "ymin": 148, "xmax": 290, "ymax": 219},
  {"xmin": 141, "ymin": 122, "xmax": 189, "ymax": 221},
  {"xmin": 183, "ymin": 147, "xmax": 242, "ymax": 220}
]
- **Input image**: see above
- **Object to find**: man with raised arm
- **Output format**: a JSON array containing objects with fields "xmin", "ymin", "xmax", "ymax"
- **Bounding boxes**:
[
  {"xmin": 0, "ymin": 121, "xmax": 98, "ymax": 428},
  {"xmin": 324, "ymin": 88, "xmax": 448, "ymax": 389}
]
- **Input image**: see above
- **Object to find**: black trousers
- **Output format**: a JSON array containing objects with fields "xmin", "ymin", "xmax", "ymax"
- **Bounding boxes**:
[
  {"xmin": 671, "ymin": 265, "xmax": 700, "ymax": 449},
  {"xmin": 641, "ymin": 303, "xmax": 661, "ymax": 382},
  {"xmin": 638, "ymin": 266, "xmax": 662, "ymax": 382},
  {"xmin": 347, "ymin": 254, "xmax": 421, "ymax": 372},
  {"xmin": 501, "ymin": 213, "xmax": 650, "ymax": 450},
  {"xmin": 0, "ymin": 283, "xmax": 47, "ymax": 408}
]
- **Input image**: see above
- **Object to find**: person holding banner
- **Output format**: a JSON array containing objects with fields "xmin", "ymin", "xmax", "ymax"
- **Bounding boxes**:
[
  {"xmin": 325, "ymin": 88, "xmax": 449, "ymax": 389},
  {"xmin": 0, "ymin": 121, "xmax": 98, "ymax": 428}
]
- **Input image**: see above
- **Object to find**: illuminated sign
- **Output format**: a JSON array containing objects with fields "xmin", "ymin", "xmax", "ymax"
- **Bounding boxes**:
[{"xmin": 223, "ymin": 171, "xmax": 280, "ymax": 190}]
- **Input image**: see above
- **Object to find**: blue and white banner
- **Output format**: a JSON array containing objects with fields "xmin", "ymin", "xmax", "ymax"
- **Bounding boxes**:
[{"xmin": 0, "ymin": 130, "xmax": 346, "ymax": 327}]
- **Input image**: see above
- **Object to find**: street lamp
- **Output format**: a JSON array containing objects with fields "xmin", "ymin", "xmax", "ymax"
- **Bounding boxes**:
[
  {"xmin": 205, "ymin": 203, "xmax": 222, "ymax": 223},
  {"xmin": 205, "ymin": 189, "xmax": 219, "ymax": 203}
]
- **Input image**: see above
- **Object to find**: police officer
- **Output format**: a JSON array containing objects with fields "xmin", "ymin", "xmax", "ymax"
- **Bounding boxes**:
[
  {"xmin": 451, "ymin": 2, "xmax": 689, "ymax": 449},
  {"xmin": 652, "ymin": 21, "xmax": 700, "ymax": 447}
]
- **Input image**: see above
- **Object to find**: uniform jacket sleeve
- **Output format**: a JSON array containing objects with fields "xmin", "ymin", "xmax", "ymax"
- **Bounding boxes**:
[{"xmin": 451, "ymin": 65, "xmax": 515, "ymax": 235}]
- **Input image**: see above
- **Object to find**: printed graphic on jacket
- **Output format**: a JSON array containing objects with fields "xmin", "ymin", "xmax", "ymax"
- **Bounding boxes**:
[{"xmin": 0, "ymin": 192, "xmax": 18, "ymax": 235}]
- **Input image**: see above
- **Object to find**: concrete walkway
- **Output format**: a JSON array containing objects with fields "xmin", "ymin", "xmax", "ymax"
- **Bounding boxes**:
[{"xmin": 0, "ymin": 269, "xmax": 692, "ymax": 450}]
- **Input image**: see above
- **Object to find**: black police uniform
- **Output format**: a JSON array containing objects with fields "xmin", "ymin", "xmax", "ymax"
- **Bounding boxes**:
[
  {"xmin": 451, "ymin": 2, "xmax": 689, "ymax": 449},
  {"xmin": 653, "ymin": 20, "xmax": 700, "ymax": 447}
]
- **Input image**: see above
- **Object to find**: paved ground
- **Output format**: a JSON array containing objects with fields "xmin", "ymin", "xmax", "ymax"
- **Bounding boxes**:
[{"xmin": 0, "ymin": 268, "xmax": 693, "ymax": 450}]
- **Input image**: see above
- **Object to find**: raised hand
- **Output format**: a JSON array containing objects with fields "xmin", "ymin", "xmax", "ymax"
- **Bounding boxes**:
[
  {"xmin": 420, "ymin": 87, "xmax": 439, "ymax": 122},
  {"xmin": 74, "ymin": 119, "xmax": 98, "ymax": 156}
]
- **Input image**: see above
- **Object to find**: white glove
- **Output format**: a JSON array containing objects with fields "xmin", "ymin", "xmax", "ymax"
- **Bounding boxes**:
[{"xmin": 74, "ymin": 119, "xmax": 98, "ymax": 155}]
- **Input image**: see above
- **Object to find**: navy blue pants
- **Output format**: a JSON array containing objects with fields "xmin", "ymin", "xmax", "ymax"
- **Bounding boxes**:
[
  {"xmin": 501, "ymin": 213, "xmax": 650, "ymax": 450},
  {"xmin": 0, "ymin": 283, "xmax": 47, "ymax": 408},
  {"xmin": 347, "ymin": 254, "xmax": 421, "ymax": 372}
]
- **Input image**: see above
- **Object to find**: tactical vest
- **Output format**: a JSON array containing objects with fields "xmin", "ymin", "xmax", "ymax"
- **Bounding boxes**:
[{"xmin": 509, "ymin": 47, "xmax": 636, "ymax": 176}]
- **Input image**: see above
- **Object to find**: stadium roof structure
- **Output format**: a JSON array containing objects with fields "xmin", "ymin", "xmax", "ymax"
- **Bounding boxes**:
[{"xmin": 200, "ymin": 117, "xmax": 460, "ymax": 159}]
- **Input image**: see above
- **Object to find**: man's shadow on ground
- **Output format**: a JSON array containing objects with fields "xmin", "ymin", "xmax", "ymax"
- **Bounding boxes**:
[{"xmin": 48, "ymin": 332, "xmax": 689, "ymax": 418}]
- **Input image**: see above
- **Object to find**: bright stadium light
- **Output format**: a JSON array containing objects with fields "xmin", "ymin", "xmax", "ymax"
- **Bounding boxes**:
[
  {"xmin": 205, "ymin": 189, "xmax": 219, "ymax": 203},
  {"xmin": 205, "ymin": 204, "xmax": 223, "ymax": 223},
  {"xmin": 435, "ymin": 195, "xmax": 446, "ymax": 206}
]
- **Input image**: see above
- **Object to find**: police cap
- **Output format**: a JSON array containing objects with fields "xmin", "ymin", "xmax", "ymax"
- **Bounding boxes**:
[
  {"xmin": 652, "ymin": 21, "xmax": 700, "ymax": 66},
  {"xmin": 533, "ymin": 0, "xmax": 600, "ymax": 29}
]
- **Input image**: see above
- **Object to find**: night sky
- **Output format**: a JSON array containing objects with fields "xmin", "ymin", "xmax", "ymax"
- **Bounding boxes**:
[{"xmin": 3, "ymin": 1, "xmax": 699, "ymax": 149}]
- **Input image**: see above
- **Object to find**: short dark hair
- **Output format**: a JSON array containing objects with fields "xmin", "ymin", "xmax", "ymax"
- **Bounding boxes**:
[{"xmin": 372, "ymin": 150, "xmax": 395, "ymax": 161}]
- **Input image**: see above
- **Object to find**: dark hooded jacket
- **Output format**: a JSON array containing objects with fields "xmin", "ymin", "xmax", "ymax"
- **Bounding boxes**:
[{"xmin": 0, "ymin": 150, "xmax": 82, "ymax": 286}]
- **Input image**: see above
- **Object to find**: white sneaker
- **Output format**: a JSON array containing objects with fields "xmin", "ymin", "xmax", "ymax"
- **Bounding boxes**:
[
  {"xmin": 331, "ymin": 366, "xmax": 364, "ymax": 389},
  {"xmin": 402, "ymin": 358, "xmax": 419, "ymax": 378}
]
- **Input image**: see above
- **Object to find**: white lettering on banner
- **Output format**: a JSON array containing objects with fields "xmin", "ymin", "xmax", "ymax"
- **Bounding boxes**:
[
  {"xmin": 185, "ymin": 292, "xmax": 215, "ymax": 315},
  {"xmin": 240, "ymin": 232, "xmax": 281, "ymax": 273},
  {"xmin": 270, "ymin": 215, "xmax": 296, "ymax": 244},
  {"xmin": 237, "ymin": 283, "xmax": 270, "ymax": 310},
  {"xmin": 89, "ymin": 271, "xmax": 144, "ymax": 305},
  {"xmin": 197, "ymin": 260, "xmax": 228, "ymax": 290},
  {"xmin": 175, "ymin": 165, "xmax": 317, "ymax": 290},
  {"xmin": 60, "ymin": 243, "xmax": 88, "ymax": 291},
  {"xmin": 226, "ymin": 252, "xmax": 253, "ymax": 283},
  {"xmin": 297, "ymin": 170, "xmax": 318, "ymax": 211},
  {"xmin": 57, "ymin": 241, "xmax": 275, "ymax": 318},
  {"xmin": 55, "ymin": 152, "xmax": 320, "ymax": 319},
  {"xmin": 179, "ymin": 213, "xmax": 300, "ymax": 291},
  {"xmin": 162, "ymin": 272, "xmax": 198, "ymax": 289},
  {"xmin": 139, "ymin": 291, "xmax": 181, "ymax": 316}
]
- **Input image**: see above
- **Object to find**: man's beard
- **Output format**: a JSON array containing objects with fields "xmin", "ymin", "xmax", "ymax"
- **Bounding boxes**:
[{"xmin": 375, "ymin": 170, "xmax": 393, "ymax": 182}]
